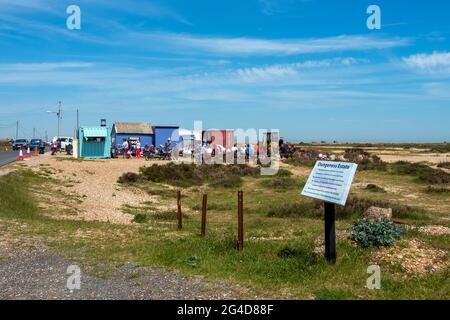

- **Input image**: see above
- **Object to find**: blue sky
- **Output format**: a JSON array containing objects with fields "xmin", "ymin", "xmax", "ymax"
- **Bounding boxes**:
[{"xmin": 0, "ymin": 0, "xmax": 449, "ymax": 142}]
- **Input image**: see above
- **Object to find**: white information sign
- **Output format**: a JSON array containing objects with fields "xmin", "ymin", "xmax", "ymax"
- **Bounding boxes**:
[{"xmin": 301, "ymin": 161, "xmax": 358, "ymax": 206}]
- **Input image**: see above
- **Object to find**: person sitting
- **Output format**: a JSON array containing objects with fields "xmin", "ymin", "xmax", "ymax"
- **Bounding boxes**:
[{"xmin": 157, "ymin": 145, "xmax": 164, "ymax": 158}]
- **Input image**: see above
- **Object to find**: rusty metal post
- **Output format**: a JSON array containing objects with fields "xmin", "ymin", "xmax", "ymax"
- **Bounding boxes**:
[
  {"xmin": 201, "ymin": 194, "xmax": 207, "ymax": 237},
  {"xmin": 237, "ymin": 191, "xmax": 244, "ymax": 251},
  {"xmin": 177, "ymin": 191, "xmax": 182, "ymax": 230}
]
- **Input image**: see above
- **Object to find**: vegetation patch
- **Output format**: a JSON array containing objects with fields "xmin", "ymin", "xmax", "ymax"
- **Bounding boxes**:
[
  {"xmin": 437, "ymin": 162, "xmax": 450, "ymax": 169},
  {"xmin": 117, "ymin": 172, "xmax": 143, "ymax": 184},
  {"xmin": 365, "ymin": 184, "xmax": 386, "ymax": 193},
  {"xmin": 267, "ymin": 201, "xmax": 322, "ymax": 219},
  {"xmin": 133, "ymin": 214, "xmax": 149, "ymax": 223},
  {"xmin": 0, "ymin": 170, "xmax": 46, "ymax": 220},
  {"xmin": 260, "ymin": 177, "xmax": 300, "ymax": 190},
  {"xmin": 390, "ymin": 161, "xmax": 450, "ymax": 184},
  {"xmin": 132, "ymin": 163, "xmax": 260, "ymax": 188},
  {"xmin": 425, "ymin": 186, "xmax": 450, "ymax": 194},
  {"xmin": 350, "ymin": 219, "xmax": 404, "ymax": 248},
  {"xmin": 429, "ymin": 144, "xmax": 450, "ymax": 153},
  {"xmin": 343, "ymin": 148, "xmax": 387, "ymax": 171},
  {"xmin": 285, "ymin": 157, "xmax": 316, "ymax": 168},
  {"xmin": 343, "ymin": 197, "xmax": 429, "ymax": 221}
]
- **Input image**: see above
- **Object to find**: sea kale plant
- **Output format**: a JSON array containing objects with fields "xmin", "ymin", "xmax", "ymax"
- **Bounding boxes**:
[{"xmin": 350, "ymin": 219, "xmax": 404, "ymax": 248}]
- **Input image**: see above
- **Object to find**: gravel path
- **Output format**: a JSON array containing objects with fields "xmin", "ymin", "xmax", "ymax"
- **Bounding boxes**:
[{"xmin": 0, "ymin": 248, "xmax": 244, "ymax": 300}]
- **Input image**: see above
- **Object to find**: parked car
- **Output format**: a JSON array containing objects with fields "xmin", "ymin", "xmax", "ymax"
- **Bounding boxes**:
[
  {"xmin": 12, "ymin": 139, "xmax": 28, "ymax": 151},
  {"xmin": 29, "ymin": 139, "xmax": 46, "ymax": 154}
]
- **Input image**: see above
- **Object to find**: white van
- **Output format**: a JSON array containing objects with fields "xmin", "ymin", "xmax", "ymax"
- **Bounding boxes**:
[{"xmin": 52, "ymin": 136, "xmax": 74, "ymax": 150}]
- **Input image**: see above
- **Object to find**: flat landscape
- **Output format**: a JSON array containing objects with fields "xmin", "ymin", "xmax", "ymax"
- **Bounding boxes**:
[{"xmin": 0, "ymin": 144, "xmax": 448, "ymax": 299}]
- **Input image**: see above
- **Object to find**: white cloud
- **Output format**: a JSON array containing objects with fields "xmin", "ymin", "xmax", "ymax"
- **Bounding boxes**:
[
  {"xmin": 235, "ymin": 58, "xmax": 361, "ymax": 82},
  {"xmin": 403, "ymin": 51, "xmax": 450, "ymax": 73},
  {"xmin": 135, "ymin": 32, "xmax": 411, "ymax": 56},
  {"xmin": 0, "ymin": 62, "xmax": 94, "ymax": 71}
]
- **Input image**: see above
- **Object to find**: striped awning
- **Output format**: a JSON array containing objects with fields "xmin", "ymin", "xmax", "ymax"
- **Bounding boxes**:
[{"xmin": 82, "ymin": 127, "xmax": 108, "ymax": 138}]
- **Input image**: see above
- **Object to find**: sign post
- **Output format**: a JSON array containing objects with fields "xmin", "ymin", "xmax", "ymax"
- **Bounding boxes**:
[
  {"xmin": 324, "ymin": 202, "xmax": 336, "ymax": 263},
  {"xmin": 301, "ymin": 161, "xmax": 357, "ymax": 263}
]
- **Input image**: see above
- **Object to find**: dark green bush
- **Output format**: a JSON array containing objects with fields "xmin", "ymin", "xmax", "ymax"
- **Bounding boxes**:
[
  {"xmin": 343, "ymin": 149, "xmax": 387, "ymax": 171},
  {"xmin": 420, "ymin": 171, "xmax": 450, "ymax": 184},
  {"xmin": 425, "ymin": 186, "xmax": 450, "ymax": 194},
  {"xmin": 117, "ymin": 172, "xmax": 142, "ymax": 184},
  {"xmin": 276, "ymin": 169, "xmax": 293, "ymax": 177},
  {"xmin": 261, "ymin": 177, "xmax": 299, "ymax": 190},
  {"xmin": 429, "ymin": 144, "xmax": 450, "ymax": 153},
  {"xmin": 210, "ymin": 174, "xmax": 242, "ymax": 188},
  {"xmin": 138, "ymin": 163, "xmax": 260, "ymax": 188},
  {"xmin": 350, "ymin": 219, "xmax": 404, "ymax": 248},
  {"xmin": 390, "ymin": 161, "xmax": 450, "ymax": 184},
  {"xmin": 285, "ymin": 158, "xmax": 316, "ymax": 168},
  {"xmin": 365, "ymin": 184, "xmax": 386, "ymax": 193},
  {"xmin": 342, "ymin": 197, "xmax": 428, "ymax": 221},
  {"xmin": 437, "ymin": 162, "xmax": 450, "ymax": 169},
  {"xmin": 133, "ymin": 214, "xmax": 149, "ymax": 223}
]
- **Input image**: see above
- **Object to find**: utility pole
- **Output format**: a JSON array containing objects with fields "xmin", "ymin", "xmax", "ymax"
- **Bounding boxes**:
[
  {"xmin": 47, "ymin": 101, "xmax": 62, "ymax": 139},
  {"xmin": 33, "ymin": 128, "xmax": 36, "ymax": 139},
  {"xmin": 15, "ymin": 120, "xmax": 19, "ymax": 140},
  {"xmin": 76, "ymin": 108, "xmax": 79, "ymax": 139},
  {"xmin": 45, "ymin": 130, "xmax": 48, "ymax": 143},
  {"xmin": 57, "ymin": 101, "xmax": 62, "ymax": 138}
]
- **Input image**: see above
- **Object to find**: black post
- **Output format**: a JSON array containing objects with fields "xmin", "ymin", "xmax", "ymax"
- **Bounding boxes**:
[
  {"xmin": 324, "ymin": 202, "xmax": 336, "ymax": 263},
  {"xmin": 237, "ymin": 191, "xmax": 244, "ymax": 251},
  {"xmin": 201, "ymin": 194, "xmax": 207, "ymax": 237},
  {"xmin": 177, "ymin": 191, "xmax": 182, "ymax": 230}
]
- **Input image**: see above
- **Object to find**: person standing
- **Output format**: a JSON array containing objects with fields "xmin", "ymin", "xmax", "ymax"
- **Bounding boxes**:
[
  {"xmin": 121, "ymin": 139, "xmax": 128, "ymax": 159},
  {"xmin": 136, "ymin": 140, "xmax": 141, "ymax": 158}
]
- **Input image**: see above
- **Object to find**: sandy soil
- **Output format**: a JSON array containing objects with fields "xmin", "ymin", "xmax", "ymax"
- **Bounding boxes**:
[
  {"xmin": 15, "ymin": 154, "xmax": 170, "ymax": 225},
  {"xmin": 376, "ymin": 153, "xmax": 450, "ymax": 165}
]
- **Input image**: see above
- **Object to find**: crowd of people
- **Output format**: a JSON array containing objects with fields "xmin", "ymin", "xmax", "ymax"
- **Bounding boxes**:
[
  {"xmin": 115, "ymin": 138, "xmax": 276, "ymax": 163},
  {"xmin": 118, "ymin": 138, "xmax": 173, "ymax": 160},
  {"xmin": 50, "ymin": 138, "xmax": 73, "ymax": 156}
]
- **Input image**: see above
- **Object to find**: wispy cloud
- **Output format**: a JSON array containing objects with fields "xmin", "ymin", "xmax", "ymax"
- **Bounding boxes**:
[
  {"xmin": 134, "ymin": 32, "xmax": 412, "ymax": 56},
  {"xmin": 403, "ymin": 51, "xmax": 450, "ymax": 73},
  {"xmin": 235, "ymin": 58, "xmax": 361, "ymax": 83},
  {"xmin": 0, "ymin": 62, "xmax": 94, "ymax": 71},
  {"xmin": 258, "ymin": 0, "xmax": 312, "ymax": 16}
]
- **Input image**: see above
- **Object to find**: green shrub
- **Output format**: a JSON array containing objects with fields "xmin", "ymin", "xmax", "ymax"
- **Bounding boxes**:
[
  {"xmin": 437, "ymin": 162, "xmax": 450, "ymax": 169},
  {"xmin": 210, "ymin": 174, "xmax": 242, "ymax": 188},
  {"xmin": 261, "ymin": 177, "xmax": 299, "ymax": 190},
  {"xmin": 390, "ymin": 161, "xmax": 450, "ymax": 183},
  {"xmin": 138, "ymin": 163, "xmax": 260, "ymax": 188},
  {"xmin": 350, "ymin": 219, "xmax": 404, "ymax": 248},
  {"xmin": 133, "ymin": 214, "xmax": 149, "ymax": 223},
  {"xmin": 420, "ymin": 171, "xmax": 450, "ymax": 184},
  {"xmin": 117, "ymin": 172, "xmax": 142, "ymax": 184},
  {"xmin": 285, "ymin": 158, "xmax": 316, "ymax": 168},
  {"xmin": 429, "ymin": 144, "xmax": 450, "ymax": 153},
  {"xmin": 276, "ymin": 169, "xmax": 293, "ymax": 177},
  {"xmin": 425, "ymin": 186, "xmax": 450, "ymax": 194},
  {"xmin": 343, "ymin": 149, "xmax": 387, "ymax": 171},
  {"xmin": 342, "ymin": 197, "xmax": 428, "ymax": 221},
  {"xmin": 365, "ymin": 184, "xmax": 386, "ymax": 193}
]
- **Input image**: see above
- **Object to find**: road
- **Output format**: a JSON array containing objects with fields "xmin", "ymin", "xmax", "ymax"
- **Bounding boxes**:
[{"xmin": 0, "ymin": 151, "xmax": 18, "ymax": 167}]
